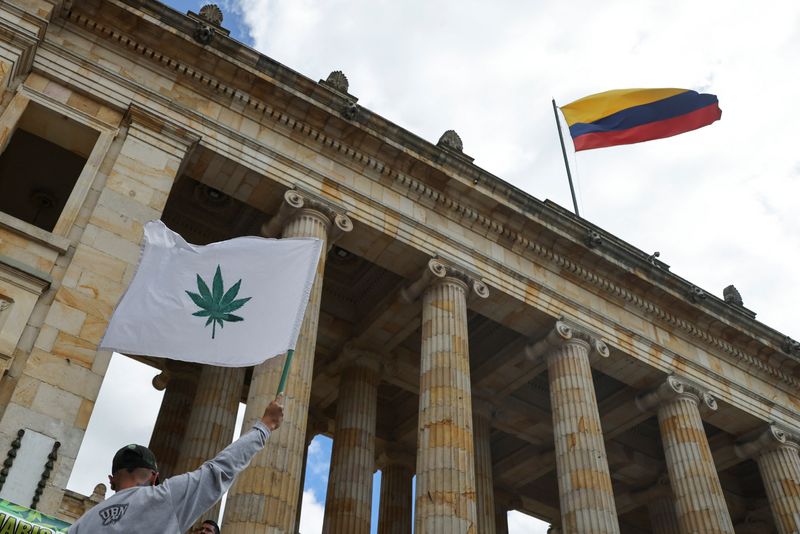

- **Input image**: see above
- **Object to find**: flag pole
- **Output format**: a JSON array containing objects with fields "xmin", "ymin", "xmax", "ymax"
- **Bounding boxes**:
[
  {"xmin": 276, "ymin": 349, "xmax": 294, "ymax": 396},
  {"xmin": 552, "ymin": 98, "xmax": 580, "ymax": 217}
]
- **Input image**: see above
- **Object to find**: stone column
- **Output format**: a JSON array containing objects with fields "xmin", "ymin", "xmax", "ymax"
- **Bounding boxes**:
[
  {"xmin": 147, "ymin": 362, "xmax": 199, "ymax": 479},
  {"xmin": 736, "ymin": 425, "xmax": 800, "ymax": 534},
  {"xmin": 647, "ymin": 495, "xmax": 682, "ymax": 534},
  {"xmin": 473, "ymin": 399, "xmax": 496, "ymax": 534},
  {"xmin": 174, "ymin": 365, "xmax": 244, "ymax": 522},
  {"xmin": 223, "ymin": 190, "xmax": 352, "ymax": 533},
  {"xmin": 412, "ymin": 257, "xmax": 489, "ymax": 534},
  {"xmin": 494, "ymin": 508, "xmax": 509, "ymax": 534},
  {"xmin": 323, "ymin": 354, "xmax": 380, "ymax": 534},
  {"xmin": 376, "ymin": 448, "xmax": 414, "ymax": 534},
  {"xmin": 637, "ymin": 375, "xmax": 734, "ymax": 534},
  {"xmin": 530, "ymin": 321, "xmax": 620, "ymax": 534},
  {"xmin": 644, "ymin": 478, "xmax": 681, "ymax": 534}
]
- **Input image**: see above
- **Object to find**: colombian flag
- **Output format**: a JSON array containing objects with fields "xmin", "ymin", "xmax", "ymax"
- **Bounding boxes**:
[{"xmin": 560, "ymin": 88, "xmax": 721, "ymax": 151}]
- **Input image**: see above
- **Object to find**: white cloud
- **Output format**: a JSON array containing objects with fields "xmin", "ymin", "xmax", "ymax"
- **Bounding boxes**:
[
  {"xmin": 299, "ymin": 489, "xmax": 325, "ymax": 534},
  {"xmin": 67, "ymin": 354, "xmax": 163, "ymax": 496},
  {"xmin": 230, "ymin": 0, "xmax": 799, "ymax": 338},
  {"xmin": 509, "ymin": 510, "xmax": 550, "ymax": 534}
]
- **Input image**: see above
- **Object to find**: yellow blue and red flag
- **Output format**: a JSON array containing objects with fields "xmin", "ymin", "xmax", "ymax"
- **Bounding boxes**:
[{"xmin": 560, "ymin": 88, "xmax": 721, "ymax": 151}]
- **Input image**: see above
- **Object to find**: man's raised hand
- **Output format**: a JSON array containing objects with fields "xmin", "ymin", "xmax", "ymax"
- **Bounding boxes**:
[{"xmin": 262, "ymin": 395, "xmax": 284, "ymax": 431}]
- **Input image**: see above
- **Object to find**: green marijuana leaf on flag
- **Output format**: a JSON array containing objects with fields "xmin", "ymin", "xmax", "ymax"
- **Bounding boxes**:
[{"xmin": 186, "ymin": 265, "xmax": 251, "ymax": 339}]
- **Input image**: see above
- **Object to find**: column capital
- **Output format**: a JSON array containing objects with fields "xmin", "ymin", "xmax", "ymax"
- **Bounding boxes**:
[
  {"xmin": 375, "ymin": 446, "xmax": 416, "ymax": 471},
  {"xmin": 633, "ymin": 473, "xmax": 673, "ymax": 502},
  {"xmin": 261, "ymin": 188, "xmax": 353, "ymax": 240},
  {"xmin": 472, "ymin": 397, "xmax": 495, "ymax": 420},
  {"xmin": 493, "ymin": 489, "xmax": 522, "ymax": 511},
  {"xmin": 402, "ymin": 256, "xmax": 489, "ymax": 303},
  {"xmin": 636, "ymin": 374, "xmax": 718, "ymax": 414},
  {"xmin": 330, "ymin": 343, "xmax": 383, "ymax": 375},
  {"xmin": 305, "ymin": 413, "xmax": 329, "ymax": 444},
  {"xmin": 151, "ymin": 361, "xmax": 197, "ymax": 390},
  {"xmin": 735, "ymin": 424, "xmax": 800, "ymax": 459},
  {"xmin": 525, "ymin": 319, "xmax": 610, "ymax": 363}
]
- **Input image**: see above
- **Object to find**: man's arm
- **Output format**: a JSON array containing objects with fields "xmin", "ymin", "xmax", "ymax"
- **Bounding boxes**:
[{"xmin": 165, "ymin": 397, "xmax": 283, "ymax": 531}]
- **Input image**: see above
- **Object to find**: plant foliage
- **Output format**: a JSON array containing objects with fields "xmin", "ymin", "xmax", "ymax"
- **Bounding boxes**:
[{"xmin": 186, "ymin": 265, "xmax": 251, "ymax": 339}]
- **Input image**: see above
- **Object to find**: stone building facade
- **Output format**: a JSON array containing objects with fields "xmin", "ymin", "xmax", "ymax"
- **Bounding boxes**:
[{"xmin": 0, "ymin": 1, "xmax": 798, "ymax": 532}]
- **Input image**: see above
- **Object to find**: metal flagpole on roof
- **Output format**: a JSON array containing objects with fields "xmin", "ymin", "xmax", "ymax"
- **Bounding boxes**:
[{"xmin": 552, "ymin": 98, "xmax": 580, "ymax": 217}]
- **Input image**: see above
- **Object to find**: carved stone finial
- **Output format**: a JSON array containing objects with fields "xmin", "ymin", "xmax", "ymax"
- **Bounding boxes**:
[
  {"xmin": 324, "ymin": 70, "xmax": 349, "ymax": 93},
  {"xmin": 199, "ymin": 4, "xmax": 224, "ymax": 26},
  {"xmin": 723, "ymin": 284, "xmax": 743, "ymax": 306},
  {"xmin": 437, "ymin": 130, "xmax": 463, "ymax": 152},
  {"xmin": 90, "ymin": 483, "xmax": 107, "ymax": 502}
]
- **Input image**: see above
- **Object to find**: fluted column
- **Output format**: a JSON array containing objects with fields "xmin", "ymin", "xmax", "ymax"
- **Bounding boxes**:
[
  {"xmin": 637, "ymin": 375, "xmax": 734, "ymax": 534},
  {"xmin": 643, "ymin": 478, "xmax": 681, "ymax": 534},
  {"xmin": 323, "ymin": 355, "xmax": 380, "ymax": 534},
  {"xmin": 377, "ymin": 449, "xmax": 414, "ymax": 534},
  {"xmin": 224, "ymin": 190, "xmax": 352, "ymax": 533},
  {"xmin": 148, "ymin": 362, "xmax": 198, "ymax": 479},
  {"xmin": 533, "ymin": 321, "xmax": 619, "ymax": 534},
  {"xmin": 174, "ymin": 365, "xmax": 244, "ymax": 522},
  {"xmin": 473, "ymin": 399, "xmax": 496, "ymax": 534},
  {"xmin": 736, "ymin": 425, "xmax": 800, "ymax": 534},
  {"xmin": 494, "ymin": 508, "xmax": 509, "ymax": 534},
  {"xmin": 412, "ymin": 257, "xmax": 488, "ymax": 534}
]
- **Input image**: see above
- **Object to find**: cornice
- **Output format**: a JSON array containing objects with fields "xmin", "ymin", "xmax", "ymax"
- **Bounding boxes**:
[
  {"xmin": 54, "ymin": 2, "xmax": 800, "ymax": 390},
  {"xmin": 0, "ymin": 254, "xmax": 52, "ymax": 294}
]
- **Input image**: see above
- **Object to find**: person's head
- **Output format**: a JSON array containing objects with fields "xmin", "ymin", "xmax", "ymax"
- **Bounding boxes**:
[
  {"xmin": 195, "ymin": 520, "xmax": 220, "ymax": 534},
  {"xmin": 108, "ymin": 444, "xmax": 159, "ymax": 492}
]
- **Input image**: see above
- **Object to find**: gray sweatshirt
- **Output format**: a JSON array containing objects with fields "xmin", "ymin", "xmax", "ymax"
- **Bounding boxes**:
[{"xmin": 68, "ymin": 421, "xmax": 270, "ymax": 533}]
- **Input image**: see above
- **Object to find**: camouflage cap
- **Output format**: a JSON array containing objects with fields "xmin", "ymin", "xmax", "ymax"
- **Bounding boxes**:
[{"xmin": 112, "ymin": 443, "xmax": 158, "ymax": 473}]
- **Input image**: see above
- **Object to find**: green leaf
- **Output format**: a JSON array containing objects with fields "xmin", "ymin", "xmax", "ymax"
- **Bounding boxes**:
[
  {"xmin": 220, "ymin": 279, "xmax": 241, "ymax": 307},
  {"xmin": 186, "ymin": 291, "xmax": 209, "ymax": 308},
  {"xmin": 223, "ymin": 297, "xmax": 251, "ymax": 313},
  {"xmin": 212, "ymin": 265, "xmax": 224, "ymax": 302},
  {"xmin": 186, "ymin": 265, "xmax": 253, "ymax": 339},
  {"xmin": 196, "ymin": 274, "xmax": 212, "ymax": 302}
]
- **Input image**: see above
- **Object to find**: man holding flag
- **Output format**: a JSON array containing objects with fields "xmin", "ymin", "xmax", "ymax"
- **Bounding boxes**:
[
  {"xmin": 68, "ymin": 398, "xmax": 283, "ymax": 533},
  {"xmin": 67, "ymin": 219, "xmax": 325, "ymax": 531}
]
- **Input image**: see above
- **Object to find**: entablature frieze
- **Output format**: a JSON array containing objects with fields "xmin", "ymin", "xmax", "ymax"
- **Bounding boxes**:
[{"xmin": 31, "ymin": 0, "xmax": 800, "ymax": 414}]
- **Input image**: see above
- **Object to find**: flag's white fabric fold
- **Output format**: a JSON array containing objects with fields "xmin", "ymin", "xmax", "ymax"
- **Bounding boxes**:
[{"xmin": 100, "ymin": 220, "xmax": 323, "ymax": 367}]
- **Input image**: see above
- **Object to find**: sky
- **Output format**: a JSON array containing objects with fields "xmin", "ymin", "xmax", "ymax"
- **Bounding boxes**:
[{"xmin": 69, "ymin": 1, "xmax": 800, "ymax": 533}]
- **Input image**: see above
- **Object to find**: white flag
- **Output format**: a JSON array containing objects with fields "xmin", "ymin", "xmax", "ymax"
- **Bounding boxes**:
[{"xmin": 100, "ymin": 220, "xmax": 323, "ymax": 367}]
